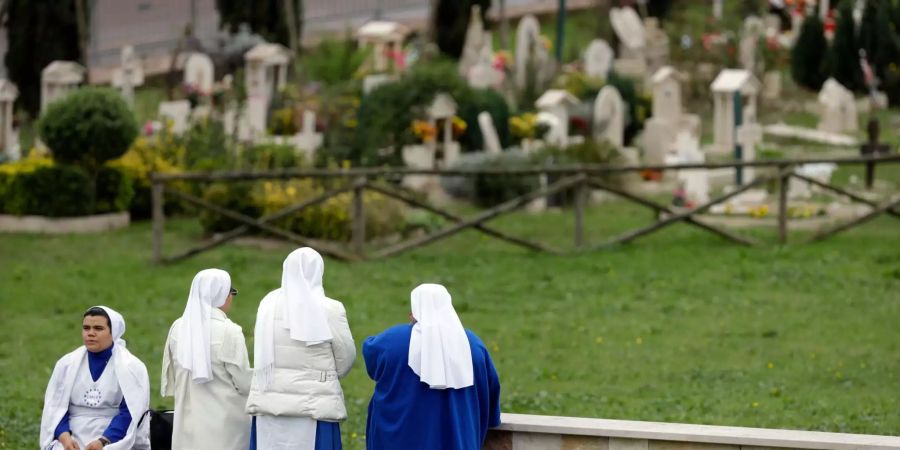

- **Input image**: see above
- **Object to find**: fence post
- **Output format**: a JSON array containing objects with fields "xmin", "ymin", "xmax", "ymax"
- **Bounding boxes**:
[
  {"xmin": 778, "ymin": 165, "xmax": 790, "ymax": 245},
  {"xmin": 352, "ymin": 176, "xmax": 366, "ymax": 258},
  {"xmin": 151, "ymin": 179, "xmax": 165, "ymax": 263},
  {"xmin": 574, "ymin": 178, "xmax": 586, "ymax": 248}
]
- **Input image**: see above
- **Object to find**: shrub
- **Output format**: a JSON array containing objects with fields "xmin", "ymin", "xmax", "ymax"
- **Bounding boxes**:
[
  {"xmin": 304, "ymin": 37, "xmax": 370, "ymax": 85},
  {"xmin": 456, "ymin": 88, "xmax": 512, "ymax": 152},
  {"xmin": 5, "ymin": 165, "xmax": 94, "ymax": 217},
  {"xmin": 109, "ymin": 135, "xmax": 187, "ymax": 219},
  {"xmin": 792, "ymin": 15, "xmax": 830, "ymax": 91},
  {"xmin": 183, "ymin": 118, "xmax": 231, "ymax": 171},
  {"xmin": 198, "ymin": 179, "xmax": 408, "ymax": 241},
  {"xmin": 0, "ymin": 151, "xmax": 54, "ymax": 212},
  {"xmin": 241, "ymin": 142, "xmax": 304, "ymax": 170},
  {"xmin": 94, "ymin": 166, "xmax": 135, "ymax": 214},
  {"xmin": 37, "ymin": 87, "xmax": 138, "ymax": 171},
  {"xmin": 441, "ymin": 151, "xmax": 540, "ymax": 207}
]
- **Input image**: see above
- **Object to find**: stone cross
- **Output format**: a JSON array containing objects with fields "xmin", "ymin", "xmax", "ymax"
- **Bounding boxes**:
[
  {"xmin": 294, "ymin": 110, "xmax": 323, "ymax": 162},
  {"xmin": 477, "ymin": 111, "xmax": 502, "ymax": 154},
  {"xmin": 735, "ymin": 123, "xmax": 763, "ymax": 185},
  {"xmin": 112, "ymin": 46, "xmax": 144, "ymax": 107}
]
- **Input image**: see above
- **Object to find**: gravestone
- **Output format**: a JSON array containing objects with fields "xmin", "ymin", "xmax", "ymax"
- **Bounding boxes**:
[
  {"xmin": 817, "ymin": 78, "xmax": 858, "ymax": 134},
  {"xmin": 158, "ymin": 100, "xmax": 191, "ymax": 134},
  {"xmin": 294, "ymin": 110, "xmax": 323, "ymax": 161},
  {"xmin": 478, "ymin": 112, "xmax": 503, "ymax": 154},
  {"xmin": 459, "ymin": 5, "xmax": 486, "ymax": 77},
  {"xmin": 357, "ymin": 21, "xmax": 410, "ymax": 73},
  {"xmin": 112, "ymin": 45, "xmax": 144, "ymax": 106},
  {"xmin": 467, "ymin": 38, "xmax": 502, "ymax": 89},
  {"xmin": 41, "ymin": 61, "xmax": 85, "ymax": 113},
  {"xmin": 536, "ymin": 90, "xmax": 579, "ymax": 147},
  {"xmin": 583, "ymin": 40, "xmax": 613, "ymax": 79},
  {"xmin": 183, "ymin": 52, "xmax": 215, "ymax": 93},
  {"xmin": 674, "ymin": 132, "xmax": 709, "ymax": 205},
  {"xmin": 610, "ymin": 7, "xmax": 645, "ymax": 57},
  {"xmin": 427, "ymin": 93, "xmax": 461, "ymax": 168},
  {"xmin": 0, "ymin": 80, "xmax": 18, "ymax": 161},
  {"xmin": 735, "ymin": 123, "xmax": 763, "ymax": 185},
  {"xmin": 592, "ymin": 86, "xmax": 625, "ymax": 149},
  {"xmin": 514, "ymin": 15, "xmax": 552, "ymax": 91},
  {"xmin": 711, "ymin": 69, "xmax": 760, "ymax": 154}
]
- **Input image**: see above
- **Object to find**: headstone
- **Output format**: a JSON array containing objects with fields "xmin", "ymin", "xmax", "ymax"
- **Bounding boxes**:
[
  {"xmin": 245, "ymin": 96, "xmax": 268, "ymax": 140},
  {"xmin": 674, "ymin": 132, "xmax": 709, "ymax": 205},
  {"xmin": 158, "ymin": 100, "xmax": 191, "ymax": 134},
  {"xmin": 650, "ymin": 66, "xmax": 681, "ymax": 120},
  {"xmin": 244, "ymin": 43, "xmax": 291, "ymax": 100},
  {"xmin": 710, "ymin": 69, "xmax": 760, "ymax": 154},
  {"xmin": 477, "ymin": 112, "xmax": 503, "ymax": 154},
  {"xmin": 610, "ymin": 7, "xmax": 646, "ymax": 56},
  {"xmin": 427, "ymin": 93, "xmax": 461, "ymax": 167},
  {"xmin": 643, "ymin": 17, "xmax": 671, "ymax": 74},
  {"xmin": 763, "ymin": 71, "xmax": 782, "ymax": 100},
  {"xmin": 817, "ymin": 78, "xmax": 858, "ymax": 134},
  {"xmin": 592, "ymin": 86, "xmax": 625, "ymax": 149},
  {"xmin": 467, "ymin": 37, "xmax": 502, "ymax": 89},
  {"xmin": 294, "ymin": 110, "xmax": 323, "ymax": 161},
  {"xmin": 111, "ymin": 45, "xmax": 144, "ymax": 106},
  {"xmin": 183, "ymin": 52, "xmax": 215, "ymax": 93},
  {"xmin": 735, "ymin": 123, "xmax": 763, "ymax": 184},
  {"xmin": 0, "ymin": 80, "xmax": 18, "ymax": 160},
  {"xmin": 357, "ymin": 21, "xmax": 410, "ymax": 73},
  {"xmin": 583, "ymin": 40, "xmax": 613, "ymax": 79},
  {"xmin": 41, "ymin": 61, "xmax": 85, "ymax": 113},
  {"xmin": 713, "ymin": 0, "xmax": 724, "ymax": 19},
  {"xmin": 514, "ymin": 15, "xmax": 551, "ymax": 90},
  {"xmin": 536, "ymin": 89, "xmax": 579, "ymax": 147},
  {"xmin": 459, "ymin": 5, "xmax": 486, "ymax": 77}
]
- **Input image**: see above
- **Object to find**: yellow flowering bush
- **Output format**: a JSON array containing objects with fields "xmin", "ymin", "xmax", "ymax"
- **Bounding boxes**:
[
  {"xmin": 108, "ymin": 134, "xmax": 188, "ymax": 219},
  {"xmin": 201, "ymin": 179, "xmax": 408, "ymax": 241},
  {"xmin": 0, "ymin": 150, "xmax": 54, "ymax": 212}
]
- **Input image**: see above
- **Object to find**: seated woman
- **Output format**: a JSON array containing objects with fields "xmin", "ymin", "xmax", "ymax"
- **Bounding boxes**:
[{"xmin": 40, "ymin": 306, "xmax": 150, "ymax": 450}]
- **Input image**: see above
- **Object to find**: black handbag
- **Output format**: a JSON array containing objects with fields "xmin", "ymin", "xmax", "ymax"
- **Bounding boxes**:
[{"xmin": 137, "ymin": 409, "xmax": 174, "ymax": 450}]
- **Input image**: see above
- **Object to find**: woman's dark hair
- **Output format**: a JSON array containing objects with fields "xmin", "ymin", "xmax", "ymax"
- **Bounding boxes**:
[{"xmin": 83, "ymin": 307, "xmax": 112, "ymax": 329}]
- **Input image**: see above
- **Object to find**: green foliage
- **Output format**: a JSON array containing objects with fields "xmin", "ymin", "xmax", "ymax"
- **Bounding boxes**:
[
  {"xmin": 830, "ymin": 1, "xmax": 861, "ymax": 91},
  {"xmin": 434, "ymin": 0, "xmax": 492, "ymax": 58},
  {"xmin": 605, "ymin": 72, "xmax": 651, "ymax": 145},
  {"xmin": 442, "ymin": 151, "xmax": 540, "ymax": 207},
  {"xmin": 456, "ymin": 88, "xmax": 512, "ymax": 152},
  {"xmin": 4, "ymin": 165, "xmax": 93, "ymax": 217},
  {"xmin": 215, "ymin": 0, "xmax": 301, "ymax": 48},
  {"xmin": 304, "ymin": 37, "xmax": 369, "ymax": 85},
  {"xmin": 37, "ymin": 88, "xmax": 139, "ymax": 171},
  {"xmin": 2, "ymin": 0, "xmax": 84, "ymax": 115},
  {"xmin": 792, "ymin": 15, "xmax": 830, "ymax": 91},
  {"xmin": 830, "ymin": 0, "xmax": 900, "ymax": 100},
  {"xmin": 182, "ymin": 119, "xmax": 231, "ymax": 171},
  {"xmin": 94, "ymin": 166, "xmax": 135, "ymax": 214},
  {"xmin": 199, "ymin": 179, "xmax": 407, "ymax": 241},
  {"xmin": 241, "ymin": 142, "xmax": 305, "ymax": 170}
]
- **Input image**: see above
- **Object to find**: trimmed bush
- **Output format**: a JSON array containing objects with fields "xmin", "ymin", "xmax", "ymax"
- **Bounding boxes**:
[
  {"xmin": 37, "ymin": 87, "xmax": 138, "ymax": 170},
  {"xmin": 5, "ymin": 165, "xmax": 94, "ymax": 217},
  {"xmin": 792, "ymin": 15, "xmax": 829, "ymax": 91},
  {"xmin": 442, "ymin": 151, "xmax": 540, "ymax": 207},
  {"xmin": 94, "ymin": 166, "xmax": 135, "ymax": 214}
]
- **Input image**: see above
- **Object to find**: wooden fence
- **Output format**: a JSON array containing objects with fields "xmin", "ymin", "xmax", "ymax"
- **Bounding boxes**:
[{"xmin": 150, "ymin": 155, "xmax": 900, "ymax": 263}]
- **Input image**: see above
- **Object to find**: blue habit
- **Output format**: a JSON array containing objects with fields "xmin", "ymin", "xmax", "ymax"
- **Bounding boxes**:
[
  {"xmin": 363, "ymin": 324, "xmax": 501, "ymax": 450},
  {"xmin": 249, "ymin": 417, "xmax": 342, "ymax": 450},
  {"xmin": 54, "ymin": 345, "xmax": 132, "ymax": 442}
]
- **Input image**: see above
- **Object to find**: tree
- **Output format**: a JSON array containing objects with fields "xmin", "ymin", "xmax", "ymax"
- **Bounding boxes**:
[
  {"xmin": 791, "ymin": 15, "xmax": 829, "ymax": 90},
  {"xmin": 2, "ymin": 0, "xmax": 86, "ymax": 115},
  {"xmin": 216, "ymin": 0, "xmax": 302, "ymax": 51},
  {"xmin": 433, "ymin": 0, "xmax": 491, "ymax": 59},
  {"xmin": 829, "ymin": 0, "xmax": 861, "ymax": 91}
]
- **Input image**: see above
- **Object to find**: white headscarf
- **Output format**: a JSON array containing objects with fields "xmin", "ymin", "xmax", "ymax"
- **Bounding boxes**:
[
  {"xmin": 408, "ymin": 284, "xmax": 474, "ymax": 389},
  {"xmin": 40, "ymin": 306, "xmax": 151, "ymax": 450},
  {"xmin": 176, "ymin": 269, "xmax": 231, "ymax": 383},
  {"xmin": 253, "ymin": 248, "xmax": 333, "ymax": 390}
]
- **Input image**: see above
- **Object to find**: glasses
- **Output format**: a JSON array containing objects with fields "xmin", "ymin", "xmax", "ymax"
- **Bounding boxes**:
[{"xmin": 229, "ymin": 287, "xmax": 238, "ymax": 296}]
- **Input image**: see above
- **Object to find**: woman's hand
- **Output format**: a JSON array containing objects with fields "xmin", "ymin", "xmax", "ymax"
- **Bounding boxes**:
[
  {"xmin": 85, "ymin": 440, "xmax": 104, "ymax": 450},
  {"xmin": 58, "ymin": 432, "xmax": 80, "ymax": 450}
]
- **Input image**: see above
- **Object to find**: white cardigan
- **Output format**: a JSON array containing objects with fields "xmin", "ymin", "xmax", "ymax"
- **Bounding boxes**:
[{"xmin": 245, "ymin": 297, "xmax": 355, "ymax": 421}]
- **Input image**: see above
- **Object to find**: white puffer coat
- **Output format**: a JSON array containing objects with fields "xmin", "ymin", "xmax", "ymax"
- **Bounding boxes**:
[{"xmin": 245, "ymin": 297, "xmax": 355, "ymax": 421}]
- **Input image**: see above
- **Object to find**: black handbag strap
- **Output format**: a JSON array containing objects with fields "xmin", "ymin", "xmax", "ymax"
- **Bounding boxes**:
[{"xmin": 136, "ymin": 409, "xmax": 152, "ymax": 428}]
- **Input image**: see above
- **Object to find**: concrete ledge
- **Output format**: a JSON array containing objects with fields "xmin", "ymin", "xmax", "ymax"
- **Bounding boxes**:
[
  {"xmin": 487, "ymin": 414, "xmax": 900, "ymax": 450},
  {"xmin": 0, "ymin": 212, "xmax": 130, "ymax": 234}
]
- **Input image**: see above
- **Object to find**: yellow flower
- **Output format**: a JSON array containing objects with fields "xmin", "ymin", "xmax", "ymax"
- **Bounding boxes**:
[
  {"xmin": 767, "ymin": 362, "xmax": 774, "ymax": 369},
  {"xmin": 595, "ymin": 336, "xmax": 604, "ymax": 344},
  {"xmin": 635, "ymin": 337, "xmax": 642, "ymax": 345},
  {"xmin": 752, "ymin": 402, "xmax": 760, "ymax": 408}
]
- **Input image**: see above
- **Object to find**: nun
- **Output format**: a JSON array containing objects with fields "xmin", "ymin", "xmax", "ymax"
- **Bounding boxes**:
[
  {"xmin": 40, "ymin": 306, "xmax": 150, "ymax": 450},
  {"xmin": 162, "ymin": 269, "xmax": 253, "ymax": 449},
  {"xmin": 245, "ymin": 247, "xmax": 356, "ymax": 450},
  {"xmin": 363, "ymin": 283, "xmax": 501, "ymax": 450}
]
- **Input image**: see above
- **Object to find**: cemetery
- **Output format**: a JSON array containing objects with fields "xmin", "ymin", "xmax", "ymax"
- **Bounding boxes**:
[{"xmin": 0, "ymin": 1, "xmax": 898, "ymax": 449}]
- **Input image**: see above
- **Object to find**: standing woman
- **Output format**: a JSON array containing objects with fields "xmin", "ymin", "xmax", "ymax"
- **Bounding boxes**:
[
  {"xmin": 40, "ymin": 306, "xmax": 150, "ymax": 450},
  {"xmin": 246, "ymin": 247, "xmax": 356, "ymax": 450},
  {"xmin": 162, "ymin": 268, "xmax": 253, "ymax": 449}
]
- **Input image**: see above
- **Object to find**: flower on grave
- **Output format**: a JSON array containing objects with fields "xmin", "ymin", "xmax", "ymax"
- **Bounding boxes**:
[
  {"xmin": 493, "ymin": 51, "xmax": 512, "ymax": 70},
  {"xmin": 412, "ymin": 120, "xmax": 437, "ymax": 143},
  {"xmin": 509, "ymin": 113, "xmax": 539, "ymax": 140},
  {"xmin": 451, "ymin": 116, "xmax": 467, "ymax": 137},
  {"xmin": 541, "ymin": 36, "xmax": 552, "ymax": 51}
]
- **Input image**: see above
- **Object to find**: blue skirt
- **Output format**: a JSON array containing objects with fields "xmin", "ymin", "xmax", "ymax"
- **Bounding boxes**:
[{"xmin": 249, "ymin": 417, "xmax": 342, "ymax": 450}]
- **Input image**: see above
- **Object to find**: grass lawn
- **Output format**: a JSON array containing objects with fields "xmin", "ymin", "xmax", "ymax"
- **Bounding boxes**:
[{"xmin": 1, "ymin": 199, "xmax": 899, "ymax": 449}]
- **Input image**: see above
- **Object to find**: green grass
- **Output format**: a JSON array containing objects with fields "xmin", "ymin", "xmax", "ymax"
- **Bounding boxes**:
[{"xmin": 1, "ymin": 200, "xmax": 899, "ymax": 449}]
